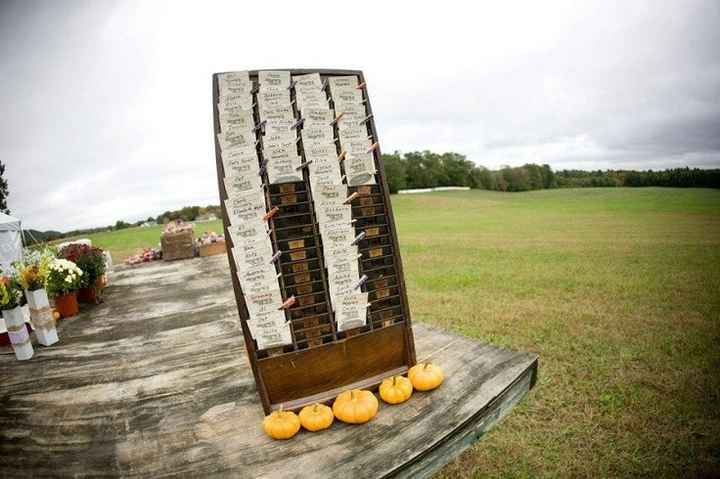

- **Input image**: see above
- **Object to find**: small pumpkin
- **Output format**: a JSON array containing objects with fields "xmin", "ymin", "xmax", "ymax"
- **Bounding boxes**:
[
  {"xmin": 52, "ymin": 310, "xmax": 61, "ymax": 320},
  {"xmin": 332, "ymin": 389, "xmax": 378, "ymax": 424},
  {"xmin": 263, "ymin": 409, "xmax": 301, "ymax": 440},
  {"xmin": 408, "ymin": 362, "xmax": 444, "ymax": 391},
  {"xmin": 299, "ymin": 403, "xmax": 334, "ymax": 432},
  {"xmin": 379, "ymin": 375, "xmax": 413, "ymax": 404}
]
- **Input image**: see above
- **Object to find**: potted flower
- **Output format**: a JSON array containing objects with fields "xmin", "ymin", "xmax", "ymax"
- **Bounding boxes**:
[
  {"xmin": 0, "ymin": 274, "xmax": 33, "ymax": 360},
  {"xmin": 46, "ymin": 259, "xmax": 83, "ymax": 318},
  {"xmin": 15, "ymin": 248, "xmax": 59, "ymax": 346},
  {"xmin": 60, "ymin": 244, "xmax": 107, "ymax": 303}
]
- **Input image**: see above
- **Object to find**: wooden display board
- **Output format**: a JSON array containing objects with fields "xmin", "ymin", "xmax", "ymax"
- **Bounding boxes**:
[{"xmin": 212, "ymin": 69, "xmax": 416, "ymax": 413}]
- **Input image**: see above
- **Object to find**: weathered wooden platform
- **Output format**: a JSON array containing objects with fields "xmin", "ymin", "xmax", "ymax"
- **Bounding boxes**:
[{"xmin": 0, "ymin": 256, "xmax": 538, "ymax": 478}]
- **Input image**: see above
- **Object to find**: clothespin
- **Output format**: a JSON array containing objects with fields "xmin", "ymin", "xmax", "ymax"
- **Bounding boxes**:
[
  {"xmin": 254, "ymin": 120, "xmax": 267, "ymax": 132},
  {"xmin": 344, "ymin": 192, "xmax": 359, "ymax": 204},
  {"xmin": 337, "ymin": 150, "xmax": 347, "ymax": 162},
  {"xmin": 351, "ymin": 231, "xmax": 366, "ymax": 246},
  {"xmin": 331, "ymin": 112, "xmax": 345, "ymax": 126},
  {"xmin": 367, "ymin": 142, "xmax": 379, "ymax": 154},
  {"xmin": 279, "ymin": 296, "xmax": 296, "ymax": 310},
  {"xmin": 359, "ymin": 113, "xmax": 374, "ymax": 125},
  {"xmin": 269, "ymin": 250, "xmax": 282, "ymax": 264},
  {"xmin": 296, "ymin": 159, "xmax": 313, "ymax": 171},
  {"xmin": 354, "ymin": 274, "xmax": 368, "ymax": 290},
  {"xmin": 355, "ymin": 82, "xmax": 366, "ymax": 90},
  {"xmin": 263, "ymin": 206, "xmax": 279, "ymax": 221},
  {"xmin": 291, "ymin": 117, "xmax": 304, "ymax": 130},
  {"xmin": 287, "ymin": 79, "xmax": 297, "ymax": 90}
]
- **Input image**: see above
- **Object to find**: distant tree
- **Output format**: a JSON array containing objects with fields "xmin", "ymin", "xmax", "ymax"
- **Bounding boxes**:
[
  {"xmin": 146, "ymin": 216, "xmax": 155, "ymax": 223},
  {"xmin": 114, "ymin": 220, "xmax": 130, "ymax": 230},
  {"xmin": 0, "ymin": 160, "xmax": 9, "ymax": 214},
  {"xmin": 382, "ymin": 152, "xmax": 407, "ymax": 193}
]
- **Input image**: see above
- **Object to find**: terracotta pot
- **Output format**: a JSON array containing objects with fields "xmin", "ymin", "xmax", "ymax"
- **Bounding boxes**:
[
  {"xmin": 55, "ymin": 292, "xmax": 79, "ymax": 318},
  {"xmin": 78, "ymin": 277, "xmax": 105, "ymax": 303},
  {"xmin": 77, "ymin": 286, "xmax": 97, "ymax": 303}
]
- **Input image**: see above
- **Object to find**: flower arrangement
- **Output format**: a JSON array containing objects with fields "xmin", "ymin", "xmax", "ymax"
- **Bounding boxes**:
[
  {"xmin": 15, "ymin": 247, "xmax": 55, "ymax": 291},
  {"xmin": 59, "ymin": 244, "xmax": 106, "ymax": 288},
  {"xmin": 197, "ymin": 231, "xmax": 225, "ymax": 245},
  {"xmin": 0, "ymin": 275, "xmax": 24, "ymax": 310},
  {"xmin": 45, "ymin": 259, "xmax": 83, "ymax": 297}
]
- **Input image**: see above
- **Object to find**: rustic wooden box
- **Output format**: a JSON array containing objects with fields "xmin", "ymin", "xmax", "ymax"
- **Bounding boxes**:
[
  {"xmin": 161, "ymin": 229, "xmax": 194, "ymax": 261},
  {"xmin": 213, "ymin": 69, "xmax": 416, "ymax": 413}
]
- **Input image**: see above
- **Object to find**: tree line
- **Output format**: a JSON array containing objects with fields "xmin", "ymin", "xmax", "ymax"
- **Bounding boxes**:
[{"xmin": 382, "ymin": 151, "xmax": 720, "ymax": 193}]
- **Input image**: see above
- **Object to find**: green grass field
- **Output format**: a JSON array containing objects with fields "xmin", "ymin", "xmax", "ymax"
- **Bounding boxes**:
[
  {"xmin": 80, "ymin": 188, "xmax": 720, "ymax": 477},
  {"xmin": 60, "ymin": 220, "xmax": 224, "ymax": 261}
]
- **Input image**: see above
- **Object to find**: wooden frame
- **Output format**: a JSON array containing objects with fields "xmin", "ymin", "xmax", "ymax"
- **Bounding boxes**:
[{"xmin": 212, "ymin": 69, "xmax": 416, "ymax": 413}]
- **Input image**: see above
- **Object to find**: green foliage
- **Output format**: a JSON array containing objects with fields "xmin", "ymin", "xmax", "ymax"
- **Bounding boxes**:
[
  {"xmin": 45, "ymin": 259, "xmax": 83, "ymax": 296},
  {"xmin": 114, "ymin": 220, "xmax": 130, "ymax": 230},
  {"xmin": 382, "ymin": 152, "xmax": 407, "ymax": 193}
]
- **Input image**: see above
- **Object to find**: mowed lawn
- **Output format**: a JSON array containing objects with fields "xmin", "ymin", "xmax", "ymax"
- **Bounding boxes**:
[
  {"xmin": 63, "ymin": 220, "xmax": 224, "ymax": 261},
  {"xmin": 391, "ymin": 188, "xmax": 720, "ymax": 478},
  {"xmin": 81, "ymin": 187, "xmax": 719, "ymax": 477}
]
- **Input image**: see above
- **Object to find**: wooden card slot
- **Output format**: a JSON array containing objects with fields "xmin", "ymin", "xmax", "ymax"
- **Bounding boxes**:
[
  {"xmin": 361, "ymin": 263, "xmax": 397, "ymax": 276},
  {"xmin": 370, "ymin": 304, "xmax": 402, "ymax": 320},
  {"xmin": 281, "ymin": 256, "xmax": 320, "ymax": 270},
  {"xmin": 274, "ymin": 223, "xmax": 315, "ymax": 236},
  {"xmin": 259, "ymin": 324, "xmax": 409, "ymax": 408},
  {"xmin": 362, "ymin": 255, "xmax": 395, "ymax": 269},
  {"xmin": 369, "ymin": 286, "xmax": 398, "ymax": 301}
]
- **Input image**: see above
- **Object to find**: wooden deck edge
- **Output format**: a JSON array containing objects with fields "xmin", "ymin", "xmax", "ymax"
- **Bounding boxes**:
[{"xmin": 386, "ymin": 357, "xmax": 539, "ymax": 479}]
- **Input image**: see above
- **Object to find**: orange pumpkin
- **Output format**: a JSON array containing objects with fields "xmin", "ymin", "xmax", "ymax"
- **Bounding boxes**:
[
  {"xmin": 299, "ymin": 403, "xmax": 334, "ymax": 432},
  {"xmin": 379, "ymin": 375, "xmax": 413, "ymax": 404},
  {"xmin": 408, "ymin": 362, "xmax": 444, "ymax": 391},
  {"xmin": 332, "ymin": 389, "xmax": 378, "ymax": 424},
  {"xmin": 262, "ymin": 409, "xmax": 301, "ymax": 440}
]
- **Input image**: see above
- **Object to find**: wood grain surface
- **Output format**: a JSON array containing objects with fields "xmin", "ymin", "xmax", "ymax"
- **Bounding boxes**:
[{"xmin": 0, "ymin": 256, "xmax": 537, "ymax": 478}]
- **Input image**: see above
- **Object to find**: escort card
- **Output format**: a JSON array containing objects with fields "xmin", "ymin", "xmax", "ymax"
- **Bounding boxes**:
[
  {"xmin": 333, "ymin": 88, "xmax": 363, "ymax": 105},
  {"xmin": 328, "ymin": 76, "xmax": 358, "ymax": 92},
  {"xmin": 315, "ymin": 203, "xmax": 351, "ymax": 225},
  {"xmin": 293, "ymin": 73, "xmax": 322, "ymax": 90},
  {"xmin": 219, "ymin": 71, "xmax": 251, "ymax": 90},
  {"xmin": 259, "ymin": 105, "xmax": 295, "ymax": 122},
  {"xmin": 344, "ymin": 153, "xmax": 377, "ymax": 186},
  {"xmin": 314, "ymin": 183, "xmax": 348, "ymax": 205},
  {"xmin": 244, "ymin": 289, "xmax": 284, "ymax": 318},
  {"xmin": 237, "ymin": 266, "xmax": 281, "ymax": 297},
  {"xmin": 264, "ymin": 132, "xmax": 303, "ymax": 184},
  {"xmin": 218, "ymin": 93, "xmax": 253, "ymax": 112},
  {"xmin": 218, "ymin": 129, "xmax": 255, "ymax": 151},
  {"xmin": 219, "ymin": 109, "xmax": 255, "ymax": 131},
  {"xmin": 225, "ymin": 190, "xmax": 266, "ymax": 224},
  {"xmin": 251, "ymin": 314, "xmax": 292, "ymax": 350},
  {"xmin": 259, "ymin": 70, "xmax": 291, "ymax": 89},
  {"xmin": 222, "ymin": 146, "xmax": 259, "ymax": 178},
  {"xmin": 227, "ymin": 219, "xmax": 269, "ymax": 243},
  {"xmin": 224, "ymin": 172, "xmax": 263, "ymax": 194},
  {"xmin": 304, "ymin": 108, "xmax": 335, "ymax": 127},
  {"xmin": 334, "ymin": 292, "xmax": 368, "ymax": 331},
  {"xmin": 258, "ymin": 88, "xmax": 291, "ymax": 109},
  {"xmin": 233, "ymin": 243, "xmax": 275, "ymax": 274},
  {"xmin": 301, "ymin": 125, "xmax": 335, "ymax": 144}
]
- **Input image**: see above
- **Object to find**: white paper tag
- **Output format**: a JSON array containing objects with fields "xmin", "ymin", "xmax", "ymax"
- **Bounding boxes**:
[
  {"xmin": 335, "ymin": 292, "xmax": 368, "ymax": 331},
  {"xmin": 222, "ymin": 146, "xmax": 259, "ymax": 178},
  {"xmin": 225, "ymin": 189, "xmax": 266, "ymax": 224},
  {"xmin": 231, "ymin": 238, "xmax": 274, "ymax": 270},
  {"xmin": 259, "ymin": 70, "xmax": 291, "ymax": 89},
  {"xmin": 227, "ymin": 220, "xmax": 269, "ymax": 243},
  {"xmin": 244, "ymin": 288, "xmax": 284, "ymax": 317},
  {"xmin": 224, "ymin": 173, "xmax": 263, "ymax": 195}
]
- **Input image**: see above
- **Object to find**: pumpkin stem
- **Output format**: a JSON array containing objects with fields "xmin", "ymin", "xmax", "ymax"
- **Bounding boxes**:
[
  {"xmin": 313, "ymin": 403, "xmax": 319, "ymax": 413},
  {"xmin": 393, "ymin": 376, "xmax": 397, "ymax": 386},
  {"xmin": 424, "ymin": 362, "xmax": 431, "ymax": 370},
  {"xmin": 350, "ymin": 390, "xmax": 355, "ymax": 400}
]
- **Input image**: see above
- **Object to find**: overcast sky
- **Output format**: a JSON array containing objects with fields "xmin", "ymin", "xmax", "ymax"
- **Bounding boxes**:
[{"xmin": 1, "ymin": 0, "xmax": 719, "ymax": 231}]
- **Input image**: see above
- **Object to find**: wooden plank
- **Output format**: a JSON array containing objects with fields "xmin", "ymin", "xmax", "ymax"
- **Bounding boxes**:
[{"xmin": 0, "ymin": 256, "xmax": 537, "ymax": 478}]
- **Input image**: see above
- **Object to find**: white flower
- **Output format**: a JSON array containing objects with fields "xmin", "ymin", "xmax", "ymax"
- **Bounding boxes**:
[{"xmin": 65, "ymin": 277, "xmax": 71, "ymax": 283}]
